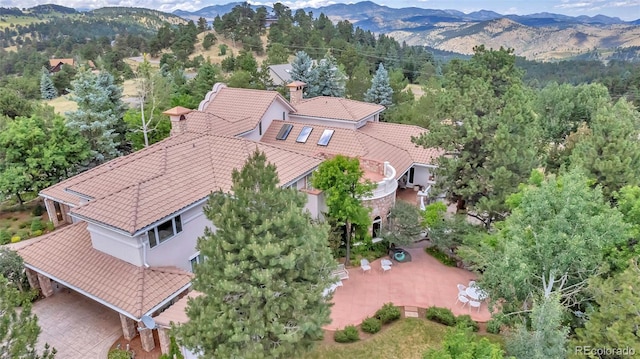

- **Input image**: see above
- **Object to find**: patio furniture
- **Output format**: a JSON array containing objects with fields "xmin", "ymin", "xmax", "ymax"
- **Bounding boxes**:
[
  {"xmin": 468, "ymin": 280, "xmax": 476, "ymax": 287},
  {"xmin": 466, "ymin": 286, "xmax": 488, "ymax": 301},
  {"xmin": 456, "ymin": 293, "xmax": 470, "ymax": 308},
  {"xmin": 361, "ymin": 259, "xmax": 371, "ymax": 274},
  {"xmin": 469, "ymin": 299, "xmax": 481, "ymax": 312},
  {"xmin": 332, "ymin": 264, "xmax": 349, "ymax": 280},
  {"xmin": 381, "ymin": 259, "xmax": 392, "ymax": 273},
  {"xmin": 457, "ymin": 284, "xmax": 467, "ymax": 295},
  {"xmin": 388, "ymin": 246, "xmax": 412, "ymax": 262}
]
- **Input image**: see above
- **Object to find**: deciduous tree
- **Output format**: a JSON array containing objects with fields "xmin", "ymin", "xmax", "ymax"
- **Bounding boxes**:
[
  {"xmin": 311, "ymin": 155, "xmax": 375, "ymax": 264},
  {"xmin": 177, "ymin": 150, "xmax": 335, "ymax": 358}
]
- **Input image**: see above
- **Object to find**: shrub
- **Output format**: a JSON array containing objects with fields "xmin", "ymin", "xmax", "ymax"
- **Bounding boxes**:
[
  {"xmin": 425, "ymin": 306, "xmax": 456, "ymax": 326},
  {"xmin": 361, "ymin": 317, "xmax": 382, "ymax": 334},
  {"xmin": 455, "ymin": 314, "xmax": 479, "ymax": 332},
  {"xmin": 0, "ymin": 229, "xmax": 10, "ymax": 244},
  {"xmin": 16, "ymin": 230, "xmax": 29, "ymax": 239},
  {"xmin": 334, "ymin": 325, "xmax": 360, "ymax": 343},
  {"xmin": 10, "ymin": 236, "xmax": 21, "ymax": 243},
  {"xmin": 31, "ymin": 205, "xmax": 44, "ymax": 216},
  {"xmin": 31, "ymin": 230, "xmax": 43, "ymax": 237},
  {"xmin": 425, "ymin": 246, "xmax": 457, "ymax": 267},
  {"xmin": 107, "ymin": 349, "xmax": 131, "ymax": 359},
  {"xmin": 46, "ymin": 221, "xmax": 55, "ymax": 231},
  {"xmin": 375, "ymin": 303, "xmax": 401, "ymax": 324},
  {"xmin": 487, "ymin": 318, "xmax": 501, "ymax": 334},
  {"xmin": 30, "ymin": 219, "xmax": 44, "ymax": 232},
  {"xmin": 18, "ymin": 221, "xmax": 29, "ymax": 229}
]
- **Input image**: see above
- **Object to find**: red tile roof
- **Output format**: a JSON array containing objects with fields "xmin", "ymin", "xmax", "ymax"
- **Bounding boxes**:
[
  {"xmin": 293, "ymin": 97, "xmax": 384, "ymax": 122},
  {"xmin": 154, "ymin": 291, "xmax": 202, "ymax": 328},
  {"xmin": 42, "ymin": 133, "xmax": 322, "ymax": 234},
  {"xmin": 18, "ymin": 222, "xmax": 192, "ymax": 320},
  {"xmin": 261, "ymin": 120, "xmax": 441, "ymax": 177},
  {"xmin": 197, "ymin": 85, "xmax": 294, "ymax": 135}
]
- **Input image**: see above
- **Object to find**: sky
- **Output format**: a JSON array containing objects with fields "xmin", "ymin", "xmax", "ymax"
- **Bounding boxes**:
[{"xmin": 1, "ymin": 0, "xmax": 639, "ymax": 20}]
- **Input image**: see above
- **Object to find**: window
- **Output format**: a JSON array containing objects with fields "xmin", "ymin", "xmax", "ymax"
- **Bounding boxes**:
[
  {"xmin": 148, "ymin": 215, "xmax": 183, "ymax": 248},
  {"xmin": 372, "ymin": 216, "xmax": 382, "ymax": 238},
  {"xmin": 409, "ymin": 167, "xmax": 415, "ymax": 183},
  {"xmin": 258, "ymin": 121, "xmax": 263, "ymax": 136},
  {"xmin": 276, "ymin": 124, "xmax": 293, "ymax": 140},
  {"xmin": 189, "ymin": 253, "xmax": 204, "ymax": 272},
  {"xmin": 317, "ymin": 129, "xmax": 334, "ymax": 146},
  {"xmin": 296, "ymin": 126, "xmax": 313, "ymax": 143}
]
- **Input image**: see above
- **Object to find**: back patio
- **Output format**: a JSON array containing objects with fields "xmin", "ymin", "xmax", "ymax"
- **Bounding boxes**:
[{"xmin": 326, "ymin": 242, "xmax": 492, "ymax": 330}]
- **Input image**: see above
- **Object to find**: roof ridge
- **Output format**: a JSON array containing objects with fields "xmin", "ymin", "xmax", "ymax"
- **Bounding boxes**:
[
  {"xmin": 356, "ymin": 130, "xmax": 413, "ymax": 159},
  {"xmin": 338, "ymin": 97, "xmax": 359, "ymax": 120},
  {"xmin": 149, "ymin": 266, "xmax": 193, "ymax": 277},
  {"xmin": 129, "ymin": 183, "xmax": 141, "ymax": 233}
]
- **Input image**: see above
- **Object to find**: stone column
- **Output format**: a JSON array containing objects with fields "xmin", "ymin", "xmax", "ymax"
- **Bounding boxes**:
[
  {"xmin": 119, "ymin": 314, "xmax": 137, "ymax": 341},
  {"xmin": 43, "ymin": 199, "xmax": 58, "ymax": 227},
  {"xmin": 37, "ymin": 273, "xmax": 53, "ymax": 297},
  {"xmin": 139, "ymin": 326, "xmax": 156, "ymax": 352},
  {"xmin": 158, "ymin": 327, "xmax": 171, "ymax": 354},
  {"xmin": 25, "ymin": 268, "xmax": 40, "ymax": 291}
]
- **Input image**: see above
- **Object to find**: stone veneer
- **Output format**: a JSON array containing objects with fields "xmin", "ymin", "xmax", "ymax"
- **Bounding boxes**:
[{"xmin": 362, "ymin": 188, "xmax": 396, "ymax": 228}]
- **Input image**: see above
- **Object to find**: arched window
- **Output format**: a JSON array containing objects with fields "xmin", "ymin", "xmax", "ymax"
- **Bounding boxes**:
[{"xmin": 372, "ymin": 216, "xmax": 382, "ymax": 238}]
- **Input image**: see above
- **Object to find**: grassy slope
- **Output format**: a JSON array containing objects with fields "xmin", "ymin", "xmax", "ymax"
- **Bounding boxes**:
[{"xmin": 304, "ymin": 318, "xmax": 503, "ymax": 359}]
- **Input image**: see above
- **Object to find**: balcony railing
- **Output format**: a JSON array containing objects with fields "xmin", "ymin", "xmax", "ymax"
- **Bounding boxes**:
[{"xmin": 365, "ymin": 162, "xmax": 398, "ymax": 200}]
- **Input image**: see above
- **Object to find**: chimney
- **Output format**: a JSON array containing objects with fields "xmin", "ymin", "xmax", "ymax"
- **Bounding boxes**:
[
  {"xmin": 286, "ymin": 81, "xmax": 306, "ymax": 107},
  {"xmin": 162, "ymin": 106, "xmax": 192, "ymax": 136}
]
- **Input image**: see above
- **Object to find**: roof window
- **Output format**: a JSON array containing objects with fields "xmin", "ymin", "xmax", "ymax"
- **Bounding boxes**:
[
  {"xmin": 276, "ymin": 124, "xmax": 293, "ymax": 140},
  {"xmin": 296, "ymin": 126, "xmax": 313, "ymax": 143},
  {"xmin": 317, "ymin": 129, "xmax": 334, "ymax": 146}
]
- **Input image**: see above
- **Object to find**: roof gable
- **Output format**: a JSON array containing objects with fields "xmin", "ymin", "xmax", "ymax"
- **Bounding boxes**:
[{"xmin": 292, "ymin": 97, "xmax": 384, "ymax": 122}]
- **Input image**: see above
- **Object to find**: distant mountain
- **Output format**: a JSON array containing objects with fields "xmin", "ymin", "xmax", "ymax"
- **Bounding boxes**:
[
  {"xmin": 29, "ymin": 4, "xmax": 76, "ymax": 14},
  {"xmin": 174, "ymin": 2, "xmax": 272, "ymax": 21},
  {"xmin": 174, "ymin": 1, "xmax": 640, "ymax": 61}
]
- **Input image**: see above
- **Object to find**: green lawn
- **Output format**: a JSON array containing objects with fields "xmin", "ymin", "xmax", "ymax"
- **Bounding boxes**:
[{"xmin": 304, "ymin": 318, "xmax": 504, "ymax": 359}]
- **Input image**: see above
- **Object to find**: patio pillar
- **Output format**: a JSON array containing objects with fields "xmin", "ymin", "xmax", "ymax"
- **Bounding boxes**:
[
  {"xmin": 139, "ymin": 325, "xmax": 156, "ymax": 352},
  {"xmin": 119, "ymin": 314, "xmax": 137, "ymax": 341},
  {"xmin": 158, "ymin": 327, "xmax": 171, "ymax": 354},
  {"xmin": 25, "ymin": 268, "xmax": 40, "ymax": 291},
  {"xmin": 36, "ymin": 273, "xmax": 53, "ymax": 297}
]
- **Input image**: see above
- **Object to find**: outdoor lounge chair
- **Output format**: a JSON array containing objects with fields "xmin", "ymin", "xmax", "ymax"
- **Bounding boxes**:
[
  {"xmin": 381, "ymin": 259, "xmax": 392, "ymax": 273},
  {"xmin": 360, "ymin": 259, "xmax": 371, "ymax": 274}
]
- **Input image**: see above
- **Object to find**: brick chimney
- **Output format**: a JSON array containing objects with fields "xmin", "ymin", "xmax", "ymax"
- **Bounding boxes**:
[
  {"xmin": 286, "ymin": 81, "xmax": 306, "ymax": 107},
  {"xmin": 162, "ymin": 106, "xmax": 192, "ymax": 136}
]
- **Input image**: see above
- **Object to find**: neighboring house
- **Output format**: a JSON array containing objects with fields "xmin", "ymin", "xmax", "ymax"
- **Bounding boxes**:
[
  {"xmin": 48, "ymin": 58, "xmax": 96, "ymax": 73},
  {"xmin": 17, "ymin": 81, "xmax": 440, "ymax": 356},
  {"xmin": 267, "ymin": 63, "xmax": 292, "ymax": 86}
]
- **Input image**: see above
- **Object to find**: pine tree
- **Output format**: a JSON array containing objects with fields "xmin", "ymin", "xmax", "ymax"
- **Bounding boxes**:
[
  {"xmin": 177, "ymin": 150, "xmax": 335, "ymax": 358},
  {"xmin": 290, "ymin": 50, "xmax": 319, "ymax": 97},
  {"xmin": 364, "ymin": 63, "xmax": 393, "ymax": 106},
  {"xmin": 0, "ymin": 275, "xmax": 56, "ymax": 358},
  {"xmin": 316, "ymin": 52, "xmax": 346, "ymax": 97},
  {"xmin": 39, "ymin": 68, "xmax": 57, "ymax": 100},
  {"xmin": 66, "ymin": 69, "xmax": 124, "ymax": 164}
]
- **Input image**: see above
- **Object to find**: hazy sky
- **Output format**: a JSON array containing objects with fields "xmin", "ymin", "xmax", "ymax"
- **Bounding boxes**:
[{"xmin": 2, "ymin": 0, "xmax": 639, "ymax": 20}]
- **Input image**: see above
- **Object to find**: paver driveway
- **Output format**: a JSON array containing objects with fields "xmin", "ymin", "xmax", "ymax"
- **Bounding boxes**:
[
  {"xmin": 32, "ymin": 288, "xmax": 121, "ymax": 359},
  {"xmin": 326, "ymin": 243, "xmax": 493, "ymax": 330}
]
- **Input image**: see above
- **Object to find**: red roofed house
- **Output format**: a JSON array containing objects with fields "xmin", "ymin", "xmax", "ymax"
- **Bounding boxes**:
[{"xmin": 18, "ymin": 81, "xmax": 441, "ymax": 356}]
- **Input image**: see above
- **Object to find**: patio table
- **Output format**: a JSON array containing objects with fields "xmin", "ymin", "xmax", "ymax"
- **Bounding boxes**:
[{"xmin": 465, "ymin": 286, "xmax": 487, "ymax": 301}]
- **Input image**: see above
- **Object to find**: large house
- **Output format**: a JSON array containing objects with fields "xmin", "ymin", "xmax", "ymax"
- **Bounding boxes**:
[{"xmin": 17, "ymin": 81, "xmax": 440, "ymax": 356}]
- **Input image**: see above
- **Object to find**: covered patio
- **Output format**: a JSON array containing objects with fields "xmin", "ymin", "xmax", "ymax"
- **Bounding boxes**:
[{"xmin": 326, "ymin": 243, "xmax": 492, "ymax": 330}]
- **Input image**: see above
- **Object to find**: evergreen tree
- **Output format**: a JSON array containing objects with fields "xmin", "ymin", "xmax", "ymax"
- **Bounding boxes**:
[
  {"xmin": 66, "ymin": 70, "xmax": 124, "ymax": 164},
  {"xmin": 316, "ymin": 52, "xmax": 346, "ymax": 97},
  {"xmin": 569, "ymin": 98, "xmax": 640, "ymax": 199},
  {"xmin": 39, "ymin": 68, "xmax": 57, "ymax": 100},
  {"xmin": 364, "ymin": 63, "xmax": 393, "ymax": 106},
  {"xmin": 290, "ymin": 51, "xmax": 319, "ymax": 97},
  {"xmin": 0, "ymin": 275, "xmax": 56, "ymax": 358},
  {"xmin": 346, "ymin": 60, "xmax": 371, "ymax": 101},
  {"xmin": 177, "ymin": 150, "xmax": 335, "ymax": 358}
]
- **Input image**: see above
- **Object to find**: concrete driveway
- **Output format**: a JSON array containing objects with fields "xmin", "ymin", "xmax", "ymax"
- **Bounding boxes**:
[{"xmin": 32, "ymin": 288, "xmax": 121, "ymax": 359}]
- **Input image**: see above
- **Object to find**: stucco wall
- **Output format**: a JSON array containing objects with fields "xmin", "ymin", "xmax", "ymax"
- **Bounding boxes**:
[
  {"xmin": 88, "ymin": 223, "xmax": 143, "ymax": 266},
  {"xmin": 146, "ymin": 203, "xmax": 215, "ymax": 271},
  {"xmin": 241, "ymin": 100, "xmax": 291, "ymax": 141},
  {"xmin": 412, "ymin": 165, "xmax": 434, "ymax": 188}
]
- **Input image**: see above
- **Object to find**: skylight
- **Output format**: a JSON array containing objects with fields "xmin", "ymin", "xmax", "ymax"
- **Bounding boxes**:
[
  {"xmin": 317, "ymin": 129, "xmax": 334, "ymax": 146},
  {"xmin": 276, "ymin": 124, "xmax": 293, "ymax": 140},
  {"xmin": 296, "ymin": 126, "xmax": 313, "ymax": 143}
]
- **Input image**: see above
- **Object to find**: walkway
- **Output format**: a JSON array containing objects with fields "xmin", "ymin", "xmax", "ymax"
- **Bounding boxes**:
[
  {"xmin": 32, "ymin": 288, "xmax": 121, "ymax": 359},
  {"xmin": 326, "ymin": 244, "xmax": 492, "ymax": 330}
]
